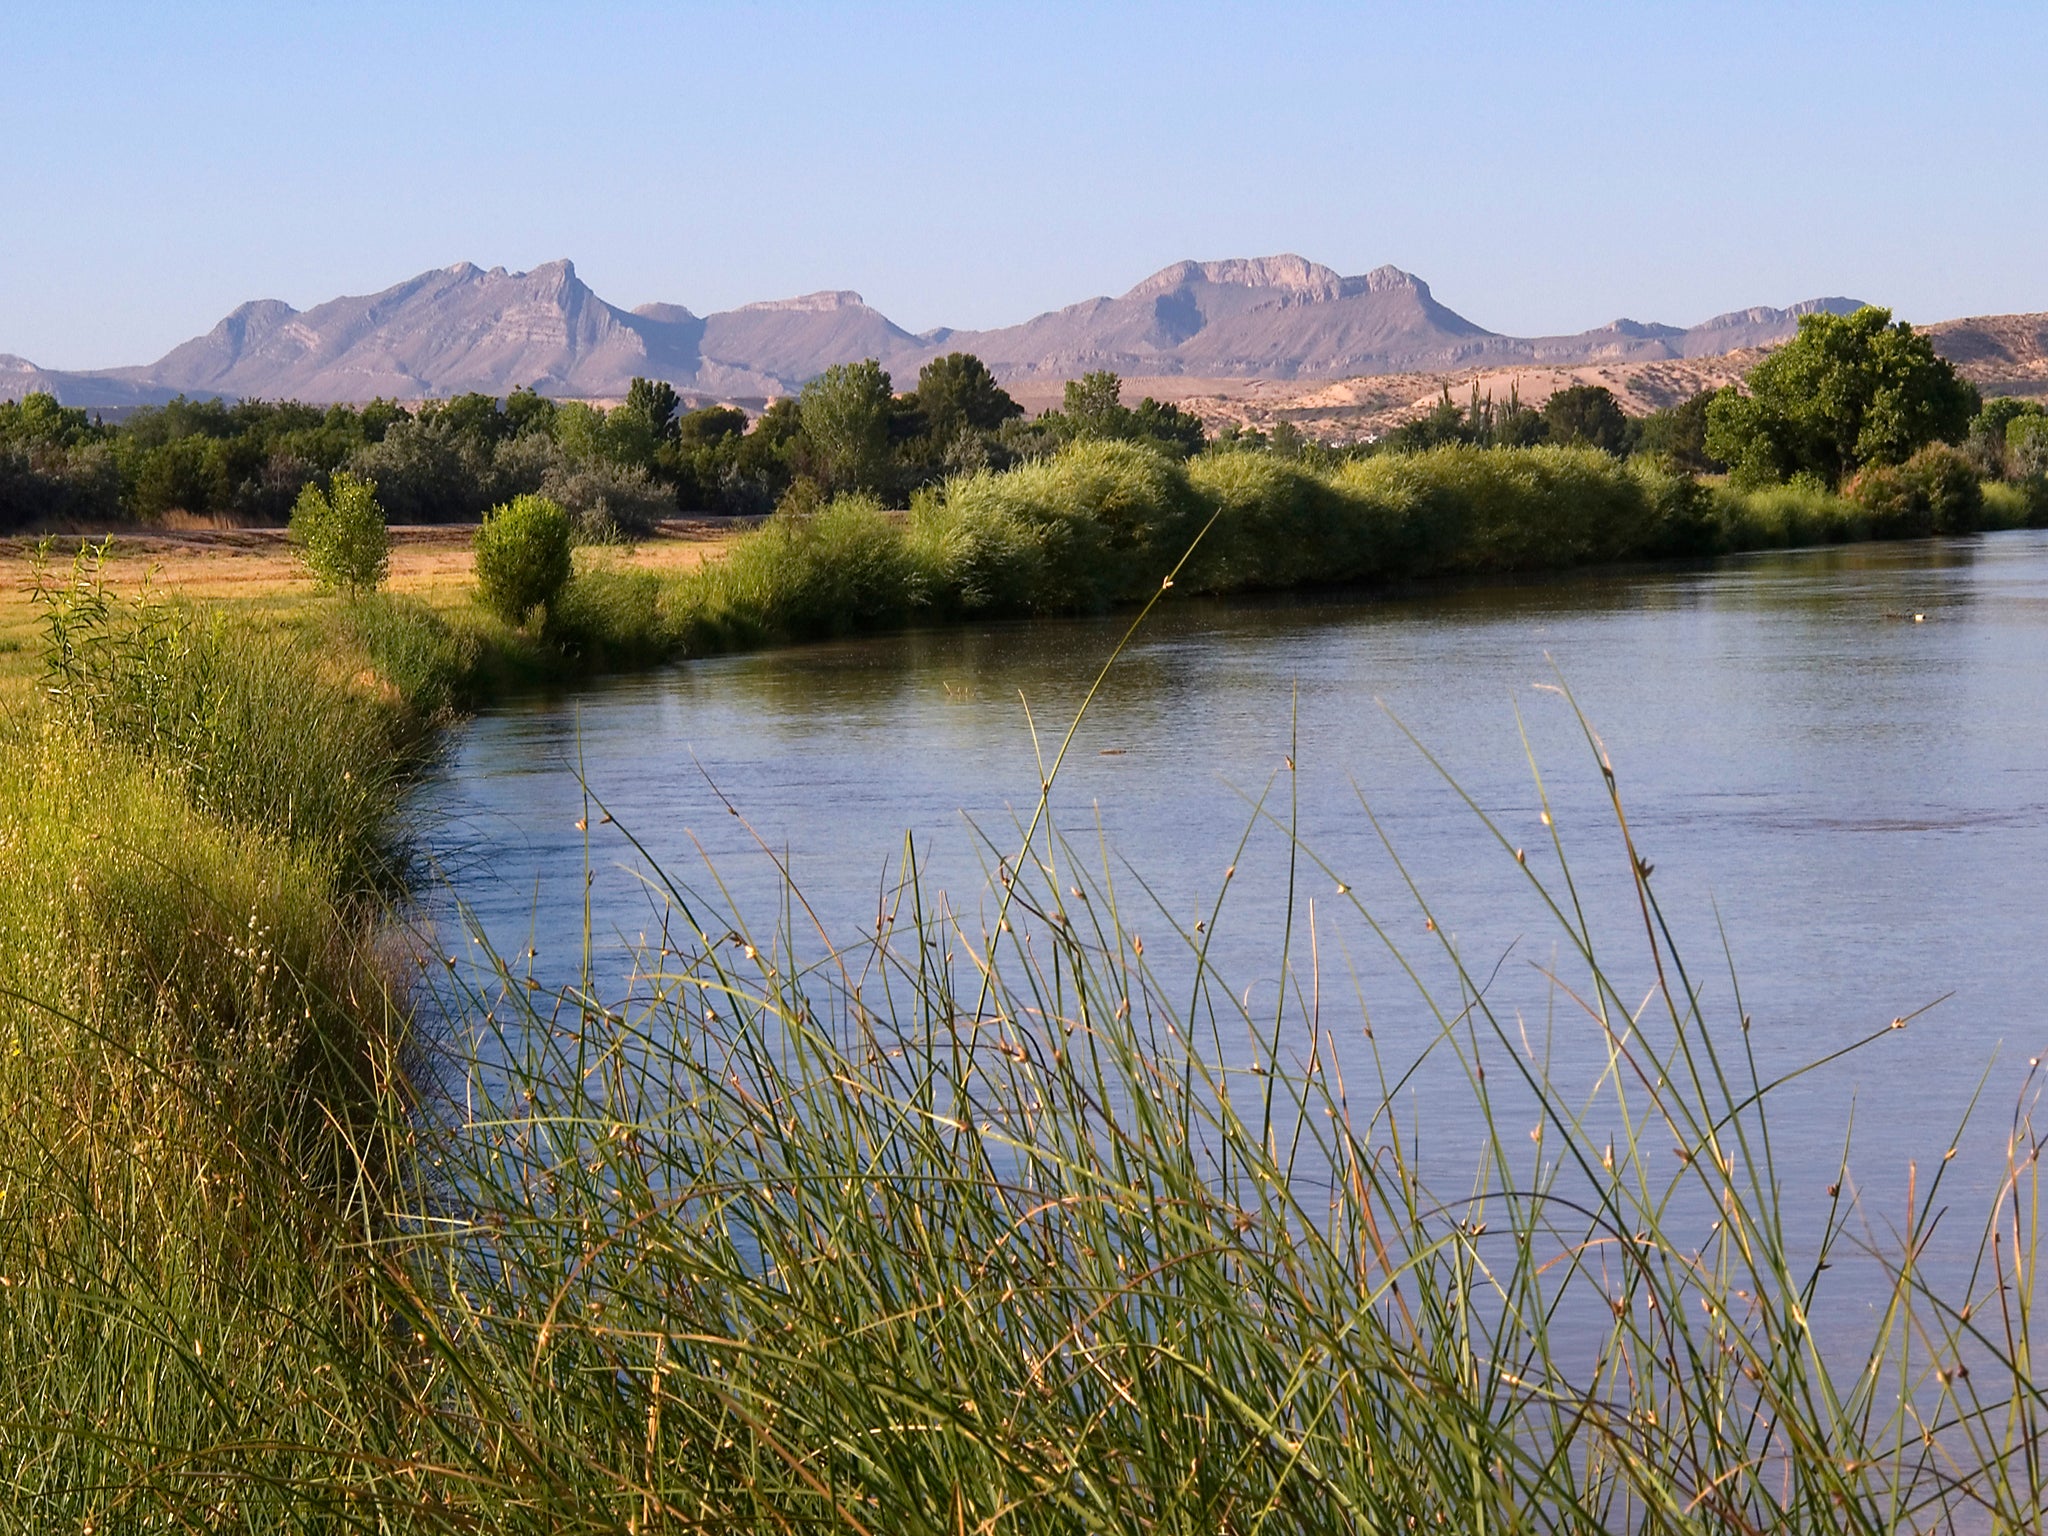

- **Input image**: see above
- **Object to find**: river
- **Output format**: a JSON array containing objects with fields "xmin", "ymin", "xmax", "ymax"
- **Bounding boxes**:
[{"xmin": 416, "ymin": 530, "xmax": 2048, "ymax": 1309}]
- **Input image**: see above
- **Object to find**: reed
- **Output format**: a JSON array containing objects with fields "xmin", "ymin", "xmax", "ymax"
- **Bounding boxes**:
[
  {"xmin": 330, "ymin": 672, "xmax": 2035, "ymax": 1533},
  {"xmin": 4, "ymin": 504, "xmax": 2045, "ymax": 1527}
]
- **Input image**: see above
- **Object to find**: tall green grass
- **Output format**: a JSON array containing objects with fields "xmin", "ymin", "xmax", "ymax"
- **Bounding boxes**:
[{"xmin": 5, "ymin": 484, "xmax": 2048, "ymax": 1525}]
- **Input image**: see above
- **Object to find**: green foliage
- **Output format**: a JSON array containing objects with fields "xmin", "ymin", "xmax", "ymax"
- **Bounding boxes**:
[
  {"xmin": 473, "ymin": 493, "xmax": 574, "ymax": 624},
  {"xmin": 620, "ymin": 376, "xmax": 681, "ymax": 447},
  {"xmin": 1037, "ymin": 371, "xmax": 1209, "ymax": 459},
  {"xmin": 911, "ymin": 351, "xmax": 1023, "ymax": 442},
  {"xmin": 1062, "ymin": 369, "xmax": 1127, "ymax": 433},
  {"xmin": 1383, "ymin": 384, "xmax": 1546, "ymax": 452},
  {"xmin": 31, "ymin": 541, "xmax": 429, "ymax": 890},
  {"xmin": 2008, "ymin": 411, "xmax": 2048, "ymax": 480},
  {"xmin": 797, "ymin": 359, "xmax": 895, "ymax": 494},
  {"xmin": 1631, "ymin": 389, "xmax": 1722, "ymax": 473},
  {"xmin": 1706, "ymin": 306, "xmax": 1979, "ymax": 487},
  {"xmin": 1541, "ymin": 383, "xmax": 1631, "ymax": 454},
  {"xmin": 288, "ymin": 469, "xmax": 389, "ymax": 594},
  {"xmin": 683, "ymin": 492, "xmax": 925, "ymax": 643},
  {"xmin": 676, "ymin": 404, "xmax": 748, "ymax": 448},
  {"xmin": 1846, "ymin": 442, "xmax": 1987, "ymax": 535},
  {"xmin": 0, "ymin": 390, "xmax": 100, "ymax": 449},
  {"xmin": 1963, "ymin": 396, "xmax": 2039, "ymax": 475},
  {"xmin": 11, "ymin": 490, "xmax": 2048, "ymax": 1524}
]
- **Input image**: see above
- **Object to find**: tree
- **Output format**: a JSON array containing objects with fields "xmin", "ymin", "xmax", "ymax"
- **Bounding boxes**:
[
  {"xmin": 503, "ymin": 387, "xmax": 557, "ymax": 440},
  {"xmin": 473, "ymin": 494, "xmax": 573, "ymax": 623},
  {"xmin": 1062, "ymin": 371, "xmax": 1127, "ymax": 437},
  {"xmin": 2010, "ymin": 414, "xmax": 2048, "ymax": 480},
  {"xmin": 1705, "ymin": 307, "xmax": 1979, "ymax": 487},
  {"xmin": 1130, "ymin": 396, "xmax": 1208, "ymax": 458},
  {"xmin": 1964, "ymin": 397, "xmax": 2040, "ymax": 477},
  {"xmin": 1542, "ymin": 385, "xmax": 1631, "ymax": 455},
  {"xmin": 289, "ymin": 470, "xmax": 389, "ymax": 594},
  {"xmin": 798, "ymin": 360, "xmax": 894, "ymax": 494},
  {"xmin": 1633, "ymin": 390, "xmax": 1722, "ymax": 474},
  {"xmin": 676, "ymin": 405, "xmax": 748, "ymax": 449},
  {"xmin": 912, "ymin": 353, "xmax": 1022, "ymax": 443},
  {"xmin": 621, "ymin": 377, "xmax": 682, "ymax": 446}
]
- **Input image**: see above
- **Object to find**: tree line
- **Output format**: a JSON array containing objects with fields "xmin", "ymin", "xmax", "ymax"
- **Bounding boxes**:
[{"xmin": 2, "ymin": 307, "xmax": 2040, "ymax": 535}]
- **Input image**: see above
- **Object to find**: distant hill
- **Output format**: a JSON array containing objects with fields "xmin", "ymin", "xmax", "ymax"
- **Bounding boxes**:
[
  {"xmin": 0, "ymin": 252, "xmax": 1951, "ymax": 408},
  {"xmin": 1925, "ymin": 311, "xmax": 2048, "ymax": 400}
]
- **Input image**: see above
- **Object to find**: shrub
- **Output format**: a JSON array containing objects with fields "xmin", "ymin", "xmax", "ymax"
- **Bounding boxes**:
[
  {"xmin": 678, "ymin": 493, "xmax": 923, "ymax": 645},
  {"xmin": 288, "ymin": 470, "xmax": 389, "ymax": 594},
  {"xmin": 1184, "ymin": 450, "xmax": 1380, "ymax": 591},
  {"xmin": 1846, "ymin": 444, "xmax": 1984, "ymax": 536},
  {"xmin": 474, "ymin": 494, "xmax": 573, "ymax": 624},
  {"xmin": 933, "ymin": 439, "xmax": 1201, "ymax": 611},
  {"xmin": 538, "ymin": 458, "xmax": 674, "ymax": 541},
  {"xmin": 2009, "ymin": 413, "xmax": 2048, "ymax": 480}
]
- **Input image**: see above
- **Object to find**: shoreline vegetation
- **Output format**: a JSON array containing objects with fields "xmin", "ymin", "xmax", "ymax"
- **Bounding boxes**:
[{"xmin": 5, "ymin": 314, "xmax": 2048, "ymax": 1525}]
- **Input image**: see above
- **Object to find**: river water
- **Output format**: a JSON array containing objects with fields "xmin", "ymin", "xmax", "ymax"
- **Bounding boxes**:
[{"xmin": 416, "ymin": 531, "xmax": 2048, "ymax": 1306}]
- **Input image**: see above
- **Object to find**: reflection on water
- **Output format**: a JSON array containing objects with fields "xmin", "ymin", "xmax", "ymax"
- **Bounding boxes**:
[{"xmin": 416, "ymin": 531, "xmax": 2048, "ymax": 1293}]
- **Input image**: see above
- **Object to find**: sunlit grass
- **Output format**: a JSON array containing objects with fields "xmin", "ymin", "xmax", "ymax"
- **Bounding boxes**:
[{"xmin": 2, "ymin": 493, "xmax": 2046, "ymax": 1526}]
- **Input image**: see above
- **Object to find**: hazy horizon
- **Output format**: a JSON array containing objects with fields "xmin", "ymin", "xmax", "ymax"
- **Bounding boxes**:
[{"xmin": 5, "ymin": 1, "xmax": 2045, "ymax": 370}]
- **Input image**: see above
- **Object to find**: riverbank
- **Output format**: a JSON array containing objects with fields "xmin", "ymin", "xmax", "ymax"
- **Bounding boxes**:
[{"xmin": 3, "ymin": 448, "xmax": 2045, "ymax": 1524}]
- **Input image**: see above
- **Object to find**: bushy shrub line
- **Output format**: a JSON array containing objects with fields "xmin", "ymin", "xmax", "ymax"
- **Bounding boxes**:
[{"xmin": 516, "ymin": 440, "xmax": 2048, "ymax": 671}]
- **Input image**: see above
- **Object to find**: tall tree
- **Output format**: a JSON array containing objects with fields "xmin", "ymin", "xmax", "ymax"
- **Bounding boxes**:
[
  {"xmin": 913, "ymin": 353, "xmax": 1022, "ymax": 444},
  {"xmin": 1062, "ymin": 371, "xmax": 1127, "ymax": 436},
  {"xmin": 798, "ymin": 360, "xmax": 895, "ymax": 494},
  {"xmin": 622, "ymin": 377, "xmax": 682, "ymax": 445},
  {"xmin": 1542, "ymin": 384, "xmax": 1631, "ymax": 455},
  {"xmin": 1706, "ymin": 307, "xmax": 1979, "ymax": 487}
]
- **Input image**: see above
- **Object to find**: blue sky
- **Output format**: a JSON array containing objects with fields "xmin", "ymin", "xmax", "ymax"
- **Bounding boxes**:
[{"xmin": 4, "ymin": 1, "xmax": 2044, "ymax": 368}]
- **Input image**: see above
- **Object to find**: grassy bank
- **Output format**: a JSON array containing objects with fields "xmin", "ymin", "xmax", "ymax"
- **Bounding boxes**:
[
  {"xmin": 2, "ymin": 451, "xmax": 2045, "ymax": 1526},
  {"xmin": 540, "ymin": 441, "xmax": 2048, "ymax": 664}
]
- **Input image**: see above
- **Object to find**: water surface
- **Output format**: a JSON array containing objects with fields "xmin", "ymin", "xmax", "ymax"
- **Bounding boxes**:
[{"xmin": 418, "ymin": 532, "xmax": 2048, "ymax": 1282}]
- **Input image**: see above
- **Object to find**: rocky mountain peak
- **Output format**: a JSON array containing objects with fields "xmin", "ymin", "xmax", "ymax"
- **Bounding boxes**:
[{"xmin": 736, "ymin": 291, "xmax": 869, "ymax": 314}]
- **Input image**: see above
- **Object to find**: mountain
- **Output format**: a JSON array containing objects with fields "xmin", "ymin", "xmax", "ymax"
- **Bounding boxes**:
[
  {"xmin": 1925, "ymin": 310, "xmax": 2048, "ymax": 399},
  {"xmin": 2, "ymin": 255, "xmax": 1879, "ymax": 406}
]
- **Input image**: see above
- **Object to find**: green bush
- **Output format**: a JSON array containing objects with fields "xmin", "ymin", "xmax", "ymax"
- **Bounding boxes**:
[
  {"xmin": 931, "ymin": 439, "xmax": 1201, "ymax": 611},
  {"xmin": 474, "ymin": 493, "xmax": 573, "ymax": 624},
  {"xmin": 1846, "ymin": 443, "xmax": 1985, "ymax": 536},
  {"xmin": 1185, "ymin": 450, "xmax": 1379, "ymax": 591},
  {"xmin": 289, "ymin": 470, "xmax": 390, "ymax": 594},
  {"xmin": 2009, "ymin": 412, "xmax": 2048, "ymax": 480},
  {"xmin": 677, "ymin": 493, "xmax": 925, "ymax": 645}
]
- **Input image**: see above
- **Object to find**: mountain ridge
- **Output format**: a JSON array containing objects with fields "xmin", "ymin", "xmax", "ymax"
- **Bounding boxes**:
[{"xmin": 0, "ymin": 255, "xmax": 1915, "ymax": 407}]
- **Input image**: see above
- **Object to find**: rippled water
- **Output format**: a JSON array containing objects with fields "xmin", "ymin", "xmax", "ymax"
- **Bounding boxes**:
[{"xmin": 417, "ymin": 531, "xmax": 2048, "ymax": 1281}]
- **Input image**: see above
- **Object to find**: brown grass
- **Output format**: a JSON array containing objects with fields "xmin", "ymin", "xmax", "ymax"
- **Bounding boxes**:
[{"xmin": 0, "ymin": 520, "xmax": 743, "ymax": 698}]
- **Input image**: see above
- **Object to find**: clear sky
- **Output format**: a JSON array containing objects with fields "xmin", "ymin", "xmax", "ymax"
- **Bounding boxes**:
[{"xmin": 3, "ymin": 1, "xmax": 2044, "ymax": 369}]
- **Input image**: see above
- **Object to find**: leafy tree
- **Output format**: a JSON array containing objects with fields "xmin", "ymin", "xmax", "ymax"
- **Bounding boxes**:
[
  {"xmin": 131, "ymin": 435, "xmax": 235, "ymax": 520},
  {"xmin": 1705, "ymin": 307, "xmax": 1979, "ymax": 487},
  {"xmin": 420, "ymin": 393, "xmax": 512, "ymax": 452},
  {"xmin": 1062, "ymin": 372, "xmax": 1127, "ymax": 437},
  {"xmin": 1633, "ymin": 391, "xmax": 1722, "ymax": 474},
  {"xmin": 503, "ymin": 387, "xmax": 557, "ymax": 439},
  {"xmin": 676, "ymin": 405, "xmax": 747, "ymax": 449},
  {"xmin": 1383, "ymin": 387, "xmax": 1474, "ymax": 452},
  {"xmin": 289, "ymin": 470, "xmax": 389, "ymax": 594},
  {"xmin": 621, "ymin": 377, "xmax": 682, "ymax": 446},
  {"xmin": 798, "ymin": 360, "xmax": 894, "ymax": 494},
  {"xmin": 1130, "ymin": 396, "xmax": 1208, "ymax": 458},
  {"xmin": 1963, "ymin": 397, "xmax": 2041, "ymax": 477},
  {"xmin": 1542, "ymin": 384, "xmax": 1631, "ymax": 455},
  {"xmin": 350, "ymin": 415, "xmax": 494, "ymax": 523},
  {"xmin": 2009, "ymin": 414, "xmax": 2048, "ymax": 480},
  {"xmin": 912, "ymin": 353, "xmax": 1022, "ymax": 442},
  {"xmin": 0, "ymin": 392, "xmax": 98, "ymax": 449},
  {"xmin": 474, "ymin": 494, "xmax": 573, "ymax": 623}
]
